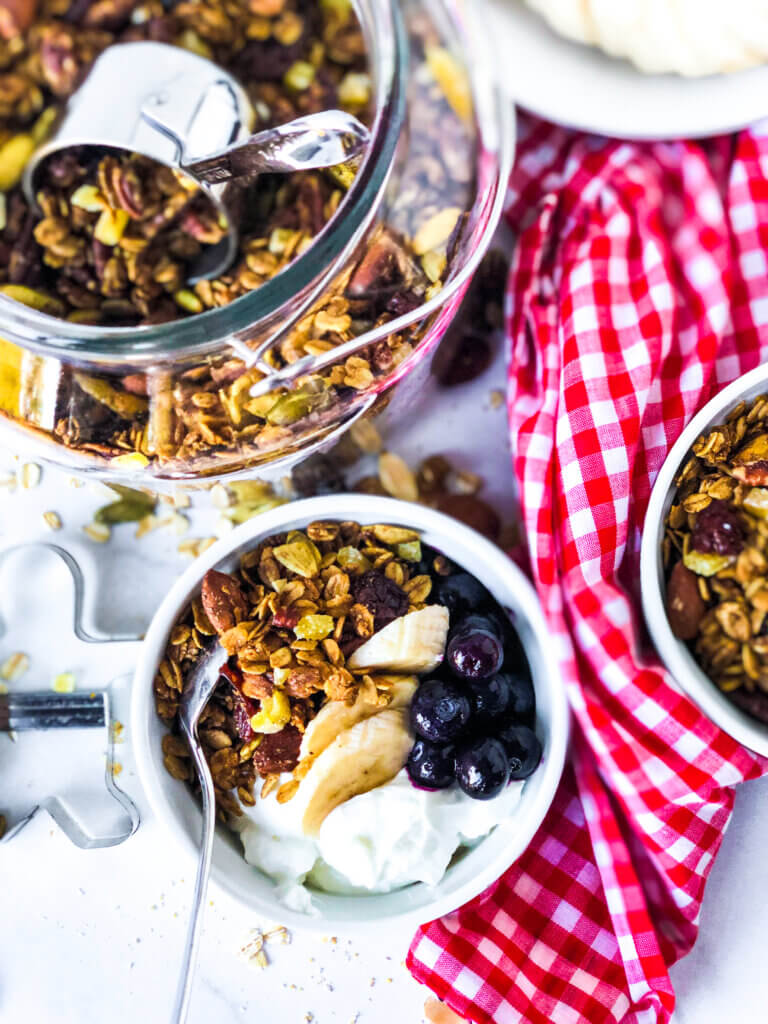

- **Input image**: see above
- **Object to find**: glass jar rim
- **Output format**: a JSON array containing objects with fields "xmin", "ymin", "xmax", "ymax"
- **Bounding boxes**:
[{"xmin": 0, "ymin": 0, "xmax": 406, "ymax": 363}]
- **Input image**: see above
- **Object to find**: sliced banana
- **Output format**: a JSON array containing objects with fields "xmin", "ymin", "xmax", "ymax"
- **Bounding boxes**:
[
  {"xmin": 300, "ymin": 676, "xmax": 417, "ymax": 760},
  {"xmin": 347, "ymin": 605, "xmax": 449, "ymax": 673},
  {"xmin": 299, "ymin": 709, "xmax": 413, "ymax": 837}
]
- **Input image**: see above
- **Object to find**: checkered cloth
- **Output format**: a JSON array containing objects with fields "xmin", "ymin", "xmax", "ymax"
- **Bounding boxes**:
[{"xmin": 407, "ymin": 115, "xmax": 768, "ymax": 1023}]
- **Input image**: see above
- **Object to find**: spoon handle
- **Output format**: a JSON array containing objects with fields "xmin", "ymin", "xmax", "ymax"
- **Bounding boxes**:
[
  {"xmin": 172, "ymin": 736, "xmax": 217, "ymax": 1024},
  {"xmin": 182, "ymin": 109, "xmax": 369, "ymax": 186}
]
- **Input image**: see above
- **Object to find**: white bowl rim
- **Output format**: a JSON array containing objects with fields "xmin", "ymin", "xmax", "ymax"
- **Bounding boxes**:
[
  {"xmin": 131, "ymin": 494, "xmax": 570, "ymax": 933},
  {"xmin": 641, "ymin": 363, "xmax": 768, "ymax": 757}
]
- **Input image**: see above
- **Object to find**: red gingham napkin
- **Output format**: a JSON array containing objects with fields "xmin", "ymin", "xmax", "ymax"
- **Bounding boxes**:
[{"xmin": 407, "ymin": 115, "xmax": 768, "ymax": 1023}]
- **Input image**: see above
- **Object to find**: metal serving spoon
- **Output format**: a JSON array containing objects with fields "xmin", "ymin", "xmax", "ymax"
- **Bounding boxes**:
[{"xmin": 171, "ymin": 646, "xmax": 226, "ymax": 1024}]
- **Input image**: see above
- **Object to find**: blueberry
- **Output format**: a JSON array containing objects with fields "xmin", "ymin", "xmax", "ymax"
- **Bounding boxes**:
[
  {"xmin": 446, "ymin": 614, "xmax": 504, "ymax": 681},
  {"xmin": 466, "ymin": 673, "xmax": 514, "ymax": 727},
  {"xmin": 504, "ymin": 671, "xmax": 536, "ymax": 727},
  {"xmin": 433, "ymin": 572, "xmax": 492, "ymax": 620},
  {"xmin": 455, "ymin": 737, "xmax": 510, "ymax": 800},
  {"xmin": 496, "ymin": 723, "xmax": 542, "ymax": 780},
  {"xmin": 410, "ymin": 678, "xmax": 472, "ymax": 743},
  {"xmin": 406, "ymin": 738, "xmax": 456, "ymax": 790}
]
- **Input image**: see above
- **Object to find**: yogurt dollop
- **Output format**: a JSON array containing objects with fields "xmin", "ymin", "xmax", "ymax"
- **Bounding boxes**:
[{"xmin": 233, "ymin": 770, "xmax": 524, "ymax": 912}]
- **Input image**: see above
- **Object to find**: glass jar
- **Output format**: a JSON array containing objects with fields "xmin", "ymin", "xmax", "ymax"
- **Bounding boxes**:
[{"xmin": 0, "ymin": 0, "xmax": 512, "ymax": 483}]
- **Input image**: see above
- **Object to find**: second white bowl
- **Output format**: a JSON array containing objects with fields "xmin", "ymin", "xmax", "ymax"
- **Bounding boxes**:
[{"xmin": 641, "ymin": 363, "xmax": 768, "ymax": 757}]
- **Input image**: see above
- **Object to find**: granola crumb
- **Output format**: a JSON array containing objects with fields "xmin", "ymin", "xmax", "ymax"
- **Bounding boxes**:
[
  {"xmin": 109, "ymin": 761, "xmax": 123, "ymax": 777},
  {"xmin": 489, "ymin": 388, "xmax": 504, "ymax": 409},
  {"xmin": 20, "ymin": 462, "xmax": 41, "ymax": 489},
  {"xmin": 52, "ymin": 672, "xmax": 76, "ymax": 693},
  {"xmin": 83, "ymin": 522, "xmax": 111, "ymax": 543},
  {"xmin": 42, "ymin": 510, "xmax": 62, "ymax": 530},
  {"xmin": 1, "ymin": 652, "xmax": 29, "ymax": 682}
]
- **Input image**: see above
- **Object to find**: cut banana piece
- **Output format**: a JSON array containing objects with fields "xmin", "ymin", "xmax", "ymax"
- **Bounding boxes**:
[
  {"xmin": 300, "ymin": 709, "xmax": 413, "ymax": 837},
  {"xmin": 300, "ymin": 676, "xmax": 417, "ymax": 760},
  {"xmin": 347, "ymin": 605, "xmax": 449, "ymax": 673}
]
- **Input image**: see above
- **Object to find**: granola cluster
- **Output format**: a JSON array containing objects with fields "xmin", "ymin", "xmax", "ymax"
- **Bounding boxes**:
[
  {"xmin": 154, "ymin": 519, "xmax": 443, "ymax": 817},
  {"xmin": 0, "ymin": 0, "xmax": 371, "ymax": 324},
  {"xmin": 663, "ymin": 393, "xmax": 768, "ymax": 723}
]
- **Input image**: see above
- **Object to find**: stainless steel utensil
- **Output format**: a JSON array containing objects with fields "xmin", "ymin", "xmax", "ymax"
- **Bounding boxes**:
[
  {"xmin": 0, "ymin": 690, "xmax": 108, "ymax": 730},
  {"xmin": 23, "ymin": 41, "xmax": 369, "ymax": 282},
  {"xmin": 171, "ymin": 646, "xmax": 227, "ymax": 1024}
]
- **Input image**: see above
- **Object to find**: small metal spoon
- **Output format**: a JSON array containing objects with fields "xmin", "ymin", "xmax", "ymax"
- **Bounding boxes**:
[{"xmin": 172, "ymin": 646, "xmax": 227, "ymax": 1024}]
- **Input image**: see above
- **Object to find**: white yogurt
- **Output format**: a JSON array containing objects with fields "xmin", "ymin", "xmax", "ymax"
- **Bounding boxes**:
[{"xmin": 233, "ymin": 771, "xmax": 525, "ymax": 912}]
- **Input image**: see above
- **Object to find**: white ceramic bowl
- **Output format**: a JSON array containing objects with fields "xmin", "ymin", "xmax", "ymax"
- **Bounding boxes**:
[
  {"xmin": 641, "ymin": 363, "xmax": 768, "ymax": 757},
  {"xmin": 132, "ymin": 495, "xmax": 569, "ymax": 932}
]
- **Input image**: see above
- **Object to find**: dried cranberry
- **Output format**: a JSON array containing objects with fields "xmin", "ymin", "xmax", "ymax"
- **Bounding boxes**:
[
  {"xmin": 220, "ymin": 665, "xmax": 257, "ymax": 743},
  {"xmin": 252, "ymin": 725, "xmax": 302, "ymax": 775},
  {"xmin": 272, "ymin": 607, "xmax": 300, "ymax": 630},
  {"xmin": 291, "ymin": 453, "xmax": 347, "ymax": 498},
  {"xmin": 351, "ymin": 570, "xmax": 408, "ymax": 629},
  {"xmin": 691, "ymin": 500, "xmax": 746, "ymax": 556}
]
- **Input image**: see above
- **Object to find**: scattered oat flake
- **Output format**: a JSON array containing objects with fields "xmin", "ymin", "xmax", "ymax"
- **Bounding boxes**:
[
  {"xmin": 0, "ymin": 472, "xmax": 17, "ymax": 491},
  {"xmin": 84, "ymin": 522, "xmax": 111, "ymax": 543},
  {"xmin": 350, "ymin": 417, "xmax": 382, "ymax": 454},
  {"xmin": 110, "ymin": 720, "xmax": 124, "ymax": 743},
  {"xmin": 171, "ymin": 512, "xmax": 190, "ymax": 536},
  {"xmin": 210, "ymin": 483, "xmax": 231, "ymax": 508},
  {"xmin": 52, "ymin": 672, "xmax": 76, "ymax": 693},
  {"xmin": 172, "ymin": 491, "xmax": 191, "ymax": 509},
  {"xmin": 378, "ymin": 452, "xmax": 419, "ymax": 502},
  {"xmin": 20, "ymin": 462, "xmax": 41, "ymax": 488},
  {"xmin": 1, "ymin": 652, "xmax": 29, "ymax": 682},
  {"xmin": 489, "ymin": 389, "xmax": 504, "ymax": 409},
  {"xmin": 69, "ymin": 477, "xmax": 84, "ymax": 488},
  {"xmin": 110, "ymin": 761, "xmax": 123, "ymax": 777},
  {"xmin": 42, "ymin": 510, "xmax": 62, "ymax": 530},
  {"xmin": 135, "ymin": 514, "xmax": 159, "ymax": 538}
]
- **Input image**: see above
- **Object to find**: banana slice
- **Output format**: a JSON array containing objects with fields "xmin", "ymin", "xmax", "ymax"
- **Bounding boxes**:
[
  {"xmin": 300, "ymin": 709, "xmax": 413, "ymax": 837},
  {"xmin": 347, "ymin": 605, "xmax": 449, "ymax": 673},
  {"xmin": 300, "ymin": 676, "xmax": 417, "ymax": 760}
]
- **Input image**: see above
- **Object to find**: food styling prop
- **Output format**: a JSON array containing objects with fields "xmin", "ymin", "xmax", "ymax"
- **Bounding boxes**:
[
  {"xmin": 485, "ymin": 0, "xmax": 768, "ymax": 139},
  {"xmin": 24, "ymin": 42, "xmax": 370, "ymax": 282},
  {"xmin": 131, "ymin": 495, "xmax": 569, "ymax": 934},
  {"xmin": 0, "ymin": 542, "xmax": 139, "ymax": 849},
  {"xmin": 406, "ymin": 117, "xmax": 768, "ymax": 1023},
  {"xmin": 642, "ymin": 363, "xmax": 768, "ymax": 757}
]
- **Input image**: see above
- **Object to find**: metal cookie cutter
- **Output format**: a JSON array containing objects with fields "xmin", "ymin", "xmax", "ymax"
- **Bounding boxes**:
[
  {"xmin": 22, "ymin": 41, "xmax": 370, "ymax": 282},
  {"xmin": 0, "ymin": 543, "xmax": 140, "ymax": 849}
]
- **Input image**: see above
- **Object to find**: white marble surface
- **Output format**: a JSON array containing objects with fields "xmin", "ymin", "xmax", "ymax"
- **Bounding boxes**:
[{"xmin": 1, "ymin": 341, "xmax": 768, "ymax": 1024}]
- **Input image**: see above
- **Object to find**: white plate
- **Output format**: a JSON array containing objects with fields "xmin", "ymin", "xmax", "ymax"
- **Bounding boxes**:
[{"xmin": 485, "ymin": 0, "xmax": 768, "ymax": 139}]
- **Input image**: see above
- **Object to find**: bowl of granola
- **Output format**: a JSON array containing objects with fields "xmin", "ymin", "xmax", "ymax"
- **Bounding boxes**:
[
  {"xmin": 131, "ymin": 494, "xmax": 569, "ymax": 930},
  {"xmin": 642, "ymin": 364, "xmax": 768, "ymax": 755},
  {"xmin": 0, "ymin": 0, "xmax": 512, "ymax": 484}
]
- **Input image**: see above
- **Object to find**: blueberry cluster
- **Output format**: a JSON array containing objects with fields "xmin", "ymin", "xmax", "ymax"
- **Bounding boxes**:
[{"xmin": 406, "ymin": 567, "xmax": 542, "ymax": 801}]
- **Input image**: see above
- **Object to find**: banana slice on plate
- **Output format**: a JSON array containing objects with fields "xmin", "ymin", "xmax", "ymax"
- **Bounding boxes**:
[
  {"xmin": 347, "ymin": 605, "xmax": 449, "ymax": 673},
  {"xmin": 300, "ymin": 676, "xmax": 417, "ymax": 760},
  {"xmin": 300, "ymin": 709, "xmax": 413, "ymax": 837}
]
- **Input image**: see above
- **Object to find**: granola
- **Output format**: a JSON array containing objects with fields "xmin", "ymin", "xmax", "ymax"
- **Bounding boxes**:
[
  {"xmin": 154, "ymin": 518, "xmax": 439, "ymax": 816},
  {"xmin": 663, "ymin": 393, "xmax": 768, "ymax": 723}
]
